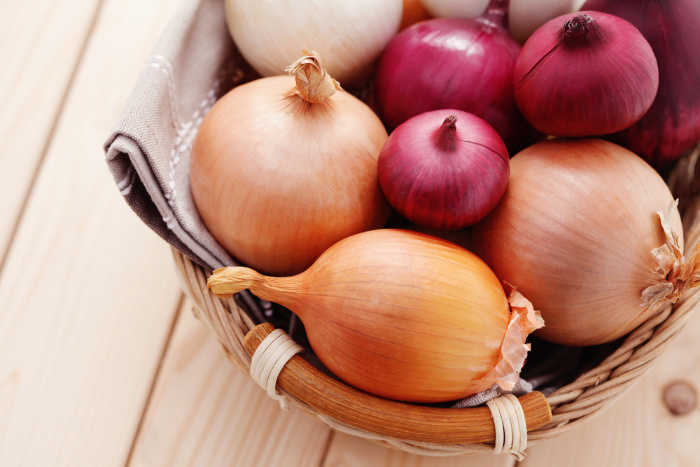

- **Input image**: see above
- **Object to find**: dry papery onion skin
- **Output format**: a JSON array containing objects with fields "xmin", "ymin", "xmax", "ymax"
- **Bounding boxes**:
[
  {"xmin": 207, "ymin": 229, "xmax": 544, "ymax": 403},
  {"xmin": 473, "ymin": 138, "xmax": 700, "ymax": 347}
]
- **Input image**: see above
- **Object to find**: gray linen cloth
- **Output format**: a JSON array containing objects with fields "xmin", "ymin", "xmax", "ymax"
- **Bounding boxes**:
[{"xmin": 104, "ymin": 0, "xmax": 256, "ymax": 270}]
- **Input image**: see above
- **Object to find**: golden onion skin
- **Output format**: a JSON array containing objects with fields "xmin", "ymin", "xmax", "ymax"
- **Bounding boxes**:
[
  {"xmin": 473, "ymin": 138, "xmax": 683, "ymax": 346},
  {"xmin": 208, "ymin": 229, "xmax": 544, "ymax": 403},
  {"xmin": 190, "ymin": 73, "xmax": 390, "ymax": 276}
]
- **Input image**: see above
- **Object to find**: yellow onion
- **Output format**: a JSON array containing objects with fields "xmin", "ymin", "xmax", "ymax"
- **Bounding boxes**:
[
  {"xmin": 473, "ymin": 139, "xmax": 700, "ymax": 347},
  {"xmin": 190, "ymin": 51, "xmax": 390, "ymax": 276},
  {"xmin": 208, "ymin": 229, "xmax": 544, "ymax": 403}
]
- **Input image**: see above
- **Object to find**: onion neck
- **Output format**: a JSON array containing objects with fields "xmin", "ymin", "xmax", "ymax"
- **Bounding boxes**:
[
  {"xmin": 561, "ymin": 14, "xmax": 604, "ymax": 47},
  {"xmin": 477, "ymin": 0, "xmax": 509, "ymax": 30},
  {"xmin": 435, "ymin": 115, "xmax": 458, "ymax": 151},
  {"xmin": 285, "ymin": 49, "xmax": 342, "ymax": 104},
  {"xmin": 208, "ymin": 267, "xmax": 306, "ymax": 317}
]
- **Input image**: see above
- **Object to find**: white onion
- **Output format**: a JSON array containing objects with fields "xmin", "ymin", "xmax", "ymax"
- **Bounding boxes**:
[
  {"xmin": 420, "ymin": 0, "xmax": 489, "ymax": 19},
  {"xmin": 225, "ymin": 0, "xmax": 403, "ymax": 86},
  {"xmin": 421, "ymin": 0, "xmax": 584, "ymax": 43}
]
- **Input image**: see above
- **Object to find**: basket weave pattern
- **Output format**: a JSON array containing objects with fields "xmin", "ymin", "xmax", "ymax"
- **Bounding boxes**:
[{"xmin": 171, "ymin": 147, "xmax": 700, "ymax": 455}]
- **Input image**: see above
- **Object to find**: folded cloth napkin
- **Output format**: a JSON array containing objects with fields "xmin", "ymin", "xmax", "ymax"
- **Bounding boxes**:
[
  {"xmin": 103, "ymin": 0, "xmax": 256, "ymax": 270},
  {"xmin": 451, "ymin": 380, "xmax": 534, "ymax": 408}
]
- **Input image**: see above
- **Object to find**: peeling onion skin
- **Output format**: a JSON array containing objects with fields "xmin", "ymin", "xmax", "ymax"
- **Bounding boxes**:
[
  {"xmin": 472, "ymin": 139, "xmax": 683, "ymax": 347},
  {"xmin": 582, "ymin": 0, "xmax": 700, "ymax": 169},
  {"xmin": 513, "ymin": 12, "xmax": 659, "ymax": 138},
  {"xmin": 377, "ymin": 110, "xmax": 510, "ymax": 230},
  {"xmin": 190, "ymin": 74, "xmax": 391, "ymax": 276},
  {"xmin": 208, "ymin": 229, "xmax": 544, "ymax": 403}
]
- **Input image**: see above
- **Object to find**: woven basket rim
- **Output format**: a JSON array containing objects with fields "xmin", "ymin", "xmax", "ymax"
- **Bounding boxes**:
[
  {"xmin": 171, "ymin": 219, "xmax": 700, "ymax": 455},
  {"xmin": 172, "ymin": 137, "xmax": 700, "ymax": 456}
]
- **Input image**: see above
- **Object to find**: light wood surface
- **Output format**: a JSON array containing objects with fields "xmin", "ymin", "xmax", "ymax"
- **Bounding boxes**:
[
  {"xmin": 0, "ymin": 0, "xmax": 186, "ymax": 465},
  {"xmin": 1, "ymin": 0, "xmax": 699, "ymax": 466},
  {"xmin": 520, "ymin": 296, "xmax": 700, "ymax": 467},
  {"xmin": 129, "ymin": 301, "xmax": 333, "ymax": 467},
  {"xmin": 0, "ymin": 0, "xmax": 101, "ymax": 266}
]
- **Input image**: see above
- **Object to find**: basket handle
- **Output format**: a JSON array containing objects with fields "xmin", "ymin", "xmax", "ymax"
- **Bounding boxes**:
[{"xmin": 244, "ymin": 322, "xmax": 552, "ymax": 445}]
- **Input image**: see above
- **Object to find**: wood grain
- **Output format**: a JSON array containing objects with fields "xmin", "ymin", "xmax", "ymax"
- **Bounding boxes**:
[
  {"xmin": 0, "ymin": 0, "xmax": 102, "ymax": 265},
  {"xmin": 0, "ymin": 0, "xmax": 185, "ymax": 464},
  {"xmin": 520, "ymin": 308, "xmax": 700, "ymax": 466},
  {"xmin": 2, "ymin": 0, "xmax": 700, "ymax": 464},
  {"xmin": 323, "ymin": 431, "xmax": 517, "ymax": 467},
  {"xmin": 129, "ymin": 299, "xmax": 332, "ymax": 467},
  {"xmin": 244, "ymin": 323, "xmax": 552, "ymax": 445}
]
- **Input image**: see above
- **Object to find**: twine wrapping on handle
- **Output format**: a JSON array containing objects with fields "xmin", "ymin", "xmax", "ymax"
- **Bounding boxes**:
[
  {"xmin": 487, "ymin": 394, "xmax": 528, "ymax": 460},
  {"xmin": 250, "ymin": 328, "xmax": 303, "ymax": 410}
]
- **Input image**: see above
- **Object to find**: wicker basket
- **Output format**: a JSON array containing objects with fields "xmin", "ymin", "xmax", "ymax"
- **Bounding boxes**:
[
  {"xmin": 171, "ymin": 144, "xmax": 700, "ymax": 456},
  {"xmin": 99, "ymin": 0, "xmax": 700, "ymax": 455}
]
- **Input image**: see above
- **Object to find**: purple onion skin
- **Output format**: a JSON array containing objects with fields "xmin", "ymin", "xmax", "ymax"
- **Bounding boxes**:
[
  {"xmin": 583, "ymin": 0, "xmax": 700, "ymax": 169},
  {"xmin": 377, "ymin": 110, "xmax": 510, "ymax": 231},
  {"xmin": 513, "ymin": 12, "xmax": 659, "ymax": 139},
  {"xmin": 374, "ymin": 17, "xmax": 542, "ymax": 154}
]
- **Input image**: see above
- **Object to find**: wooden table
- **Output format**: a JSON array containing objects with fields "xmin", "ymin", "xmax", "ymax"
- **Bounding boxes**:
[{"xmin": 2, "ymin": 0, "xmax": 699, "ymax": 465}]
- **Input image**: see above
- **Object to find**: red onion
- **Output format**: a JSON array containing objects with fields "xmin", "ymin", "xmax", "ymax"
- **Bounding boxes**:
[
  {"xmin": 582, "ymin": 0, "xmax": 700, "ymax": 169},
  {"xmin": 377, "ymin": 110, "xmax": 509, "ymax": 230},
  {"xmin": 513, "ymin": 12, "xmax": 659, "ymax": 138},
  {"xmin": 374, "ymin": 0, "xmax": 541, "ymax": 153}
]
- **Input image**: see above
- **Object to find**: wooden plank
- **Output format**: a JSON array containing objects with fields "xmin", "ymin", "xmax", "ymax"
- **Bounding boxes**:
[
  {"xmin": 0, "ymin": 0, "xmax": 187, "ymax": 465},
  {"xmin": 519, "ymin": 306, "xmax": 700, "ymax": 466},
  {"xmin": 129, "ymin": 298, "xmax": 332, "ymax": 467},
  {"xmin": 322, "ymin": 431, "xmax": 516, "ymax": 467},
  {"xmin": 0, "ymin": 0, "xmax": 102, "ymax": 266}
]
